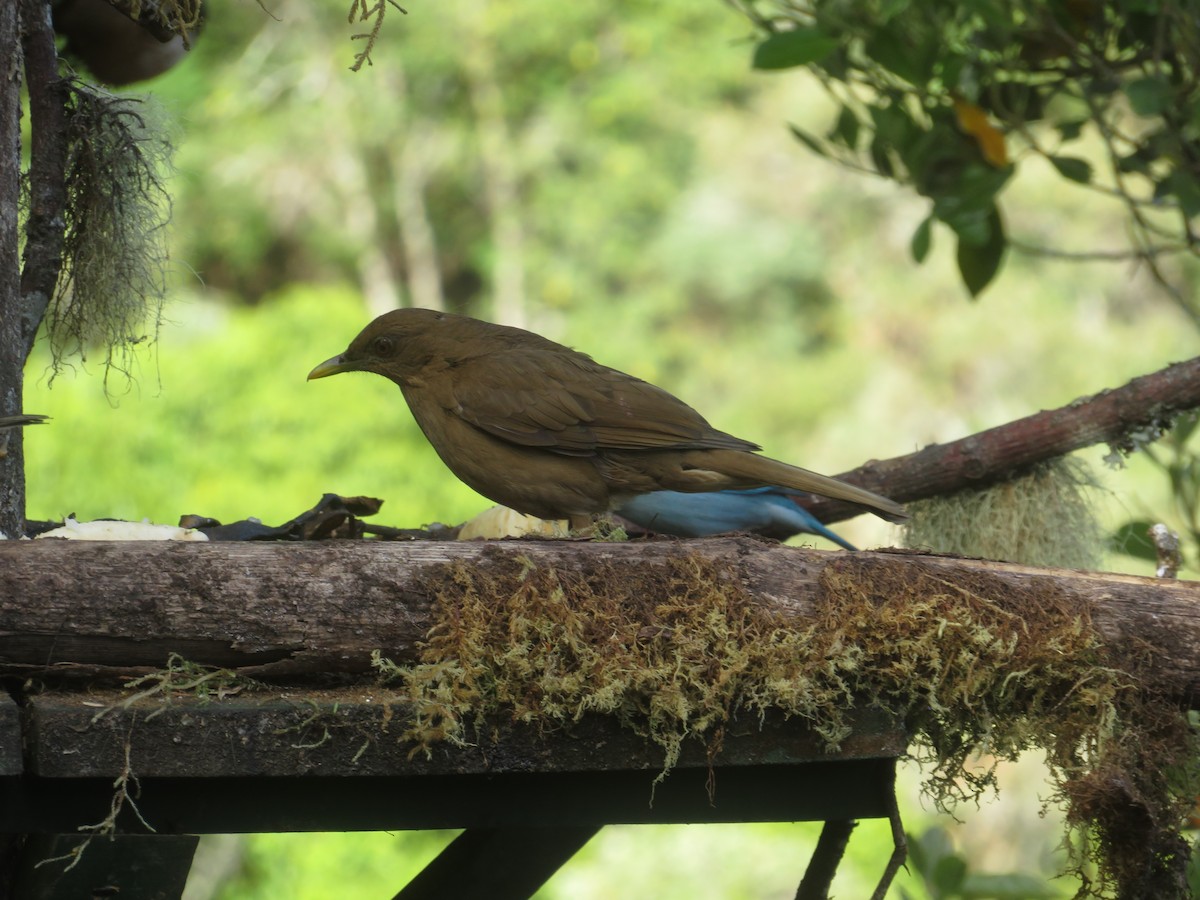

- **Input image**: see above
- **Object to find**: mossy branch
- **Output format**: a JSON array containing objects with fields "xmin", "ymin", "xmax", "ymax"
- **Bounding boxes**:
[
  {"xmin": 347, "ymin": 0, "xmax": 407, "ymax": 72},
  {"xmin": 805, "ymin": 356, "xmax": 1200, "ymax": 525}
]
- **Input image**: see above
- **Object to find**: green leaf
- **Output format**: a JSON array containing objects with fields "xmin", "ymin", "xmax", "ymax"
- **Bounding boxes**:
[
  {"xmin": 1110, "ymin": 521, "xmax": 1159, "ymax": 562},
  {"xmin": 906, "ymin": 833, "xmax": 930, "ymax": 877},
  {"xmin": 1117, "ymin": 150, "xmax": 1152, "ymax": 174},
  {"xmin": 869, "ymin": 134, "xmax": 896, "ymax": 178},
  {"xmin": 989, "ymin": 82, "xmax": 1043, "ymax": 122},
  {"xmin": 1164, "ymin": 171, "xmax": 1200, "ymax": 218},
  {"xmin": 879, "ymin": 0, "xmax": 911, "ymax": 22},
  {"xmin": 831, "ymin": 105, "xmax": 860, "ymax": 149},
  {"xmin": 1049, "ymin": 155, "xmax": 1093, "ymax": 184},
  {"xmin": 868, "ymin": 103, "xmax": 921, "ymax": 158},
  {"xmin": 1056, "ymin": 119, "xmax": 1088, "ymax": 142},
  {"xmin": 753, "ymin": 29, "xmax": 840, "ymax": 70},
  {"xmin": 788, "ymin": 124, "xmax": 827, "ymax": 158},
  {"xmin": 912, "ymin": 827, "xmax": 954, "ymax": 873},
  {"xmin": 933, "ymin": 854, "xmax": 968, "ymax": 894},
  {"xmin": 960, "ymin": 872, "xmax": 1061, "ymax": 899},
  {"xmin": 911, "ymin": 215, "xmax": 933, "ymax": 263},
  {"xmin": 1125, "ymin": 76, "xmax": 1173, "ymax": 117},
  {"xmin": 955, "ymin": 205, "xmax": 1006, "ymax": 297},
  {"xmin": 1171, "ymin": 411, "xmax": 1199, "ymax": 446},
  {"xmin": 865, "ymin": 31, "xmax": 931, "ymax": 85}
]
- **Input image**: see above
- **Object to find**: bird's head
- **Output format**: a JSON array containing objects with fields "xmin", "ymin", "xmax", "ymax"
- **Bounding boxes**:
[{"xmin": 307, "ymin": 308, "xmax": 448, "ymax": 384}]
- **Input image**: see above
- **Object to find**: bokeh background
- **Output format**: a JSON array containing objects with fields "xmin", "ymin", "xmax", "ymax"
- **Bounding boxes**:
[{"xmin": 23, "ymin": 1, "xmax": 1199, "ymax": 897}]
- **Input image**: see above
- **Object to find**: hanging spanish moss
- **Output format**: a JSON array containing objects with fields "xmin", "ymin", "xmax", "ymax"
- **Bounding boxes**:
[
  {"xmin": 902, "ymin": 457, "xmax": 1106, "ymax": 570},
  {"xmin": 41, "ymin": 80, "xmax": 174, "ymax": 387}
]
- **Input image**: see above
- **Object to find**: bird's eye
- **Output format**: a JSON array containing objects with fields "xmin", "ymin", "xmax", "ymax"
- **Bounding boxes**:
[{"xmin": 372, "ymin": 336, "xmax": 395, "ymax": 356}]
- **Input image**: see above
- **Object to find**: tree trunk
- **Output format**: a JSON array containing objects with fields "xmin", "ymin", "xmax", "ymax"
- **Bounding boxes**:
[
  {"xmin": 2, "ymin": 0, "xmax": 68, "ymax": 538},
  {"xmin": 0, "ymin": 2, "xmax": 24, "ymax": 538}
]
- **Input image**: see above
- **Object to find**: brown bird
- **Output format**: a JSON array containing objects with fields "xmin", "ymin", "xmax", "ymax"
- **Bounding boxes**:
[{"xmin": 308, "ymin": 309, "xmax": 906, "ymax": 528}]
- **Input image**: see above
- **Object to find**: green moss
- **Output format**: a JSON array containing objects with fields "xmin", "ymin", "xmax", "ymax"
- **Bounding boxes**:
[
  {"xmin": 375, "ymin": 547, "xmax": 1195, "ymax": 896},
  {"xmin": 99, "ymin": 652, "xmax": 256, "ymax": 724}
]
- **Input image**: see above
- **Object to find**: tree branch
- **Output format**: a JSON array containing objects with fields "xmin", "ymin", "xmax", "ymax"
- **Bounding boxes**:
[{"xmin": 807, "ymin": 356, "xmax": 1200, "ymax": 524}]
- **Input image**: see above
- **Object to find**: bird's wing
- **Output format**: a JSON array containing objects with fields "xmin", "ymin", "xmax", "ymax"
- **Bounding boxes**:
[{"xmin": 445, "ymin": 351, "xmax": 759, "ymax": 455}]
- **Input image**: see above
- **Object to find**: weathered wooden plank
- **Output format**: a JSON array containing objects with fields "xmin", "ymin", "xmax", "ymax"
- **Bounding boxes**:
[
  {"xmin": 1, "ymin": 540, "xmax": 1198, "ymax": 698},
  {"xmin": 24, "ymin": 689, "xmax": 905, "ymax": 778},
  {"xmin": 0, "ymin": 692, "xmax": 21, "ymax": 775}
]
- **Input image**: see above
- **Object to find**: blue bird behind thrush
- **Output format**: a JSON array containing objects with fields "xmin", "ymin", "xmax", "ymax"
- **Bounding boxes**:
[{"xmin": 617, "ymin": 487, "xmax": 856, "ymax": 550}]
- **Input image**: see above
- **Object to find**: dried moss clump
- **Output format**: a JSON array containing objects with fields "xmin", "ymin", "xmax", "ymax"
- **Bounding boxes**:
[
  {"xmin": 902, "ymin": 457, "xmax": 1105, "ymax": 570},
  {"xmin": 376, "ymin": 552, "xmax": 821, "ymax": 776},
  {"xmin": 376, "ymin": 547, "xmax": 1195, "ymax": 896}
]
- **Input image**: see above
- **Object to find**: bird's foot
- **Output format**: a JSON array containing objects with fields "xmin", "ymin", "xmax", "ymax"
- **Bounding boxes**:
[{"xmin": 567, "ymin": 514, "xmax": 630, "ymax": 542}]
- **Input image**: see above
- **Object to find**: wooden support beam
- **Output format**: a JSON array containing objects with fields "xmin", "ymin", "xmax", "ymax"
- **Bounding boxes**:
[
  {"xmin": 22, "ymin": 690, "xmax": 904, "ymax": 779},
  {"xmin": 0, "ymin": 693, "xmax": 20, "ymax": 776},
  {"xmin": 796, "ymin": 820, "xmax": 856, "ymax": 900},
  {"xmin": 0, "ymin": 758, "xmax": 900, "ymax": 834},
  {"xmin": 393, "ymin": 827, "xmax": 600, "ymax": 900},
  {"xmin": 11, "ymin": 834, "xmax": 198, "ymax": 900},
  {"xmin": 2, "ymin": 688, "xmax": 904, "ymax": 833}
]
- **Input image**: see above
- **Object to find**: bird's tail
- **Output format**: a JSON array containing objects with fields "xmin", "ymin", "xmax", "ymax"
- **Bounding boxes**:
[{"xmin": 681, "ymin": 449, "xmax": 908, "ymax": 523}]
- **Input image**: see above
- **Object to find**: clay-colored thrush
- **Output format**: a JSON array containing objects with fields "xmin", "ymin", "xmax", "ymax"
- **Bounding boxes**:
[{"xmin": 308, "ymin": 310, "xmax": 906, "ymax": 528}]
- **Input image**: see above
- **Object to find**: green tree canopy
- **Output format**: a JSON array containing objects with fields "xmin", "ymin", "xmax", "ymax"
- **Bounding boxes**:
[{"xmin": 735, "ymin": 0, "xmax": 1200, "ymax": 310}]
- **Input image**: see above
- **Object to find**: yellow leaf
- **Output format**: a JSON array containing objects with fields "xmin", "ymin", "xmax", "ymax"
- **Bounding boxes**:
[{"xmin": 953, "ymin": 98, "xmax": 1009, "ymax": 168}]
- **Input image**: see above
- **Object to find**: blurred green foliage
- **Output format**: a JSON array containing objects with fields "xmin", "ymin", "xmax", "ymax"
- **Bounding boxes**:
[
  {"xmin": 155, "ymin": 0, "xmax": 753, "ymax": 319},
  {"xmin": 901, "ymin": 826, "xmax": 1062, "ymax": 900},
  {"xmin": 25, "ymin": 286, "xmax": 490, "ymax": 527},
  {"xmin": 211, "ymin": 830, "xmax": 453, "ymax": 900},
  {"xmin": 22, "ymin": 0, "xmax": 1200, "ymax": 897}
]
